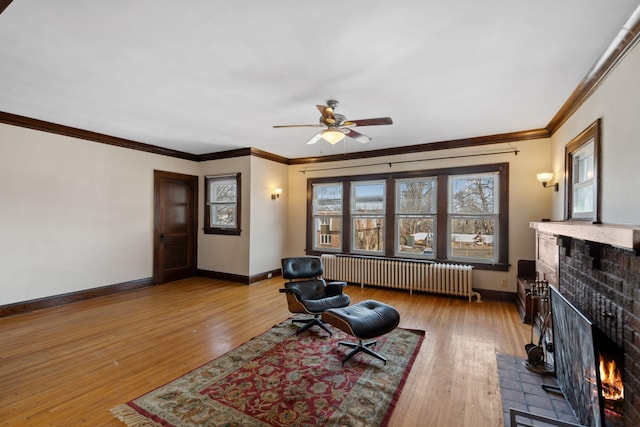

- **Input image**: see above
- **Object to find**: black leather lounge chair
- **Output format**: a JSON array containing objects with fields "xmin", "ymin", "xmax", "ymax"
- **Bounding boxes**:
[{"xmin": 279, "ymin": 256, "xmax": 350, "ymax": 336}]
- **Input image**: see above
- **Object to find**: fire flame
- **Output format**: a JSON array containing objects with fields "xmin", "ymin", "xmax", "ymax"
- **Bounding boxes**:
[{"xmin": 599, "ymin": 355, "xmax": 624, "ymax": 401}]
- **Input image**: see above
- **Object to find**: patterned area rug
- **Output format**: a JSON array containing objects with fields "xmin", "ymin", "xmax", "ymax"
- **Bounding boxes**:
[{"xmin": 111, "ymin": 317, "xmax": 424, "ymax": 427}]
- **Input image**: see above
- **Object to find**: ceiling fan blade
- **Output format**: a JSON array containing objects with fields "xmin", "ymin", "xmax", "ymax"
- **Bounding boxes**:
[
  {"xmin": 343, "ymin": 128, "xmax": 371, "ymax": 144},
  {"xmin": 343, "ymin": 117, "xmax": 393, "ymax": 127},
  {"xmin": 317, "ymin": 104, "xmax": 336, "ymax": 126},
  {"xmin": 305, "ymin": 132, "xmax": 324, "ymax": 145},
  {"xmin": 272, "ymin": 124, "xmax": 323, "ymax": 128}
]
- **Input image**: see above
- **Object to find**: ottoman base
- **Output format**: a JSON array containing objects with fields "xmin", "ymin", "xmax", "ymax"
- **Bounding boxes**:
[{"xmin": 338, "ymin": 339, "xmax": 386, "ymax": 365}]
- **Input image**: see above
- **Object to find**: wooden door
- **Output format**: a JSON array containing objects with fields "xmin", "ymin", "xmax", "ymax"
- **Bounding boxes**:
[{"xmin": 153, "ymin": 170, "xmax": 198, "ymax": 284}]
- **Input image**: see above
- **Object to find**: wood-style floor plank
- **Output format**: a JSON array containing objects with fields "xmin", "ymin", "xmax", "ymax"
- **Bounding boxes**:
[{"xmin": 0, "ymin": 277, "xmax": 530, "ymax": 426}]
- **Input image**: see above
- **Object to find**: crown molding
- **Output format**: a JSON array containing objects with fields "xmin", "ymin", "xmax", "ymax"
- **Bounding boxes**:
[
  {"xmin": 198, "ymin": 147, "xmax": 288, "ymax": 164},
  {"xmin": 547, "ymin": 5, "xmax": 640, "ymax": 134},
  {"xmin": 0, "ymin": 111, "xmax": 199, "ymax": 161},
  {"xmin": 0, "ymin": 0, "xmax": 13, "ymax": 15}
]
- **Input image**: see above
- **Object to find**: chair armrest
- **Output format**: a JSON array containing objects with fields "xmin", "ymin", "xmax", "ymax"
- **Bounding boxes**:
[
  {"xmin": 325, "ymin": 282, "xmax": 347, "ymax": 296},
  {"xmin": 279, "ymin": 288, "xmax": 302, "ymax": 299}
]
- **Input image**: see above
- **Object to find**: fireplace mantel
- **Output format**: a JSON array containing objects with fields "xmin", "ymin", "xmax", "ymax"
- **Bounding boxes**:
[{"xmin": 530, "ymin": 221, "xmax": 640, "ymax": 250}]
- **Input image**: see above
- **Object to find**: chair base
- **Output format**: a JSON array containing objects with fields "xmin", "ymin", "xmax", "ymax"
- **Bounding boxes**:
[
  {"xmin": 338, "ymin": 339, "xmax": 387, "ymax": 365},
  {"xmin": 292, "ymin": 315, "xmax": 332, "ymax": 336}
]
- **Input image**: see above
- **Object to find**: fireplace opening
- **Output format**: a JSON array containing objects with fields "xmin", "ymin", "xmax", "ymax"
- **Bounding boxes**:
[
  {"xmin": 550, "ymin": 286, "xmax": 627, "ymax": 427},
  {"xmin": 595, "ymin": 328, "xmax": 624, "ymax": 425}
]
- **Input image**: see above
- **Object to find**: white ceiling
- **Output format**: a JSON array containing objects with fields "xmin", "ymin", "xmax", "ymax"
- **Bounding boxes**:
[{"xmin": 1, "ymin": 1, "xmax": 639, "ymax": 159}]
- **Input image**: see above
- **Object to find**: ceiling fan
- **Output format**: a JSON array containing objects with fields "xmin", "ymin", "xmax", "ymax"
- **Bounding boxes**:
[{"xmin": 273, "ymin": 100, "xmax": 393, "ymax": 145}]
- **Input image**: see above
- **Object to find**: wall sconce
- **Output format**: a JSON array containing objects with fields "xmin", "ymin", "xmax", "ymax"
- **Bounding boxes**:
[
  {"xmin": 271, "ymin": 187, "xmax": 283, "ymax": 200},
  {"xmin": 536, "ymin": 172, "xmax": 559, "ymax": 192}
]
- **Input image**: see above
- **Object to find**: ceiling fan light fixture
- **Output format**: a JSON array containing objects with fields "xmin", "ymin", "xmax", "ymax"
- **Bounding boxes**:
[{"xmin": 322, "ymin": 129, "xmax": 345, "ymax": 144}]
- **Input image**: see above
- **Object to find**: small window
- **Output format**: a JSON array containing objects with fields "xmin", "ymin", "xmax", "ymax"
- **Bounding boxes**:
[
  {"xmin": 566, "ymin": 119, "xmax": 600, "ymax": 222},
  {"xmin": 204, "ymin": 173, "xmax": 241, "ymax": 235}
]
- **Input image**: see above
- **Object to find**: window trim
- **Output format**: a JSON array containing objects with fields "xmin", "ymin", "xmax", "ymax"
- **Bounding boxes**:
[
  {"xmin": 204, "ymin": 173, "xmax": 241, "ymax": 235},
  {"xmin": 306, "ymin": 163, "xmax": 509, "ymax": 271}
]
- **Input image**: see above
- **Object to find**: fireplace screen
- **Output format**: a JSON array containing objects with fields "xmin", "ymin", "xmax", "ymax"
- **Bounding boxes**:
[{"xmin": 550, "ymin": 286, "xmax": 605, "ymax": 427}]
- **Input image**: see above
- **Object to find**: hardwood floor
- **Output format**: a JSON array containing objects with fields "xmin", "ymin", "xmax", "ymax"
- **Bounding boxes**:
[{"xmin": 0, "ymin": 277, "xmax": 530, "ymax": 426}]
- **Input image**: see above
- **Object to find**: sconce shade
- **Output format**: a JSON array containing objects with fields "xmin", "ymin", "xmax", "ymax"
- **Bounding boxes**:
[
  {"xmin": 536, "ymin": 172, "xmax": 554, "ymax": 184},
  {"xmin": 321, "ymin": 129, "xmax": 345, "ymax": 144},
  {"xmin": 271, "ymin": 187, "xmax": 283, "ymax": 200},
  {"xmin": 536, "ymin": 172, "xmax": 558, "ymax": 191}
]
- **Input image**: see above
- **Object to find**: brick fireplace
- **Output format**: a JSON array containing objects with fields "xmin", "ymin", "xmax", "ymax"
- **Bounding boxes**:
[{"xmin": 531, "ymin": 222, "xmax": 640, "ymax": 427}]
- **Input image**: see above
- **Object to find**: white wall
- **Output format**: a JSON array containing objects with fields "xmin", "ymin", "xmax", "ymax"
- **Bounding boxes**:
[
  {"xmin": 285, "ymin": 139, "xmax": 552, "ymax": 292},
  {"xmin": 197, "ymin": 156, "xmax": 251, "ymax": 276},
  {"xmin": 248, "ymin": 156, "xmax": 288, "ymax": 277},
  {"xmin": 549, "ymin": 41, "xmax": 640, "ymax": 225},
  {"xmin": 196, "ymin": 155, "xmax": 290, "ymax": 278},
  {"xmin": 0, "ymin": 124, "xmax": 197, "ymax": 305}
]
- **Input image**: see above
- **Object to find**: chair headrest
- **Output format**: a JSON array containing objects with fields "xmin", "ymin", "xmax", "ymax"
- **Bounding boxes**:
[{"xmin": 281, "ymin": 256, "xmax": 323, "ymax": 279}]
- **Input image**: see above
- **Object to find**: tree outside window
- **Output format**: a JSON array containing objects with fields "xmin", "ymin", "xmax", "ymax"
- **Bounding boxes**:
[
  {"xmin": 396, "ymin": 178, "xmax": 437, "ymax": 256},
  {"xmin": 449, "ymin": 173, "xmax": 498, "ymax": 261},
  {"xmin": 351, "ymin": 181, "xmax": 385, "ymax": 254}
]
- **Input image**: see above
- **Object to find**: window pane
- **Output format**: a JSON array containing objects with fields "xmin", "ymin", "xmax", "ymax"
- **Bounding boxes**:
[
  {"xmin": 313, "ymin": 217, "xmax": 342, "ymax": 250},
  {"xmin": 313, "ymin": 183, "xmax": 342, "ymax": 215},
  {"xmin": 209, "ymin": 179, "xmax": 236, "ymax": 203},
  {"xmin": 572, "ymin": 141, "xmax": 595, "ymax": 214},
  {"xmin": 396, "ymin": 179, "xmax": 436, "ymax": 214},
  {"xmin": 352, "ymin": 218, "xmax": 384, "ymax": 253},
  {"xmin": 211, "ymin": 205, "xmax": 236, "ymax": 227},
  {"xmin": 450, "ymin": 174, "xmax": 497, "ymax": 214},
  {"xmin": 352, "ymin": 182, "xmax": 385, "ymax": 214},
  {"xmin": 573, "ymin": 183, "xmax": 594, "ymax": 213},
  {"xmin": 450, "ymin": 217, "xmax": 495, "ymax": 260},
  {"xmin": 573, "ymin": 142, "xmax": 594, "ymax": 184},
  {"xmin": 397, "ymin": 217, "xmax": 434, "ymax": 255}
]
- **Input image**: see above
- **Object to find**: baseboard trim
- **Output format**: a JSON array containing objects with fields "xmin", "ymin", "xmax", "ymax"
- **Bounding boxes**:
[
  {"xmin": 475, "ymin": 288, "xmax": 516, "ymax": 303},
  {"xmin": 197, "ymin": 268, "xmax": 281, "ymax": 284},
  {"xmin": 0, "ymin": 277, "xmax": 153, "ymax": 318},
  {"xmin": 0, "ymin": 268, "xmax": 284, "ymax": 318}
]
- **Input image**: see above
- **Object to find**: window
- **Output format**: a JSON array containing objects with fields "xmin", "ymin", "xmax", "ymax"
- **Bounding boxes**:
[
  {"xmin": 312, "ymin": 183, "xmax": 342, "ymax": 251},
  {"xmin": 396, "ymin": 177, "xmax": 437, "ymax": 257},
  {"xmin": 204, "ymin": 173, "xmax": 241, "ymax": 235},
  {"xmin": 448, "ymin": 173, "xmax": 498, "ymax": 262},
  {"xmin": 351, "ymin": 181, "xmax": 385, "ymax": 254},
  {"xmin": 307, "ymin": 163, "xmax": 508, "ymax": 270},
  {"xmin": 566, "ymin": 119, "xmax": 600, "ymax": 222}
]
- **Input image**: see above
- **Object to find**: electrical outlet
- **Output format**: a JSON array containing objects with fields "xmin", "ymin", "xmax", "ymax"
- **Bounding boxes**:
[
  {"xmin": 501, "ymin": 279, "xmax": 508, "ymax": 287},
  {"xmin": 267, "ymin": 272, "xmax": 273, "ymax": 278}
]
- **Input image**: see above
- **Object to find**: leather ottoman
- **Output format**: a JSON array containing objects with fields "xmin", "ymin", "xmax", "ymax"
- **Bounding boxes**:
[{"xmin": 322, "ymin": 299, "xmax": 400, "ymax": 365}]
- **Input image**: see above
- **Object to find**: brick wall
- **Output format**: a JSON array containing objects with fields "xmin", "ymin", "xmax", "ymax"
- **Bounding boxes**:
[{"xmin": 558, "ymin": 238, "xmax": 640, "ymax": 427}]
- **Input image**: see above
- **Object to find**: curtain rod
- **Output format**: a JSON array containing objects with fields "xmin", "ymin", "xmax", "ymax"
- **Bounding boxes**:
[{"xmin": 299, "ymin": 148, "xmax": 519, "ymax": 174}]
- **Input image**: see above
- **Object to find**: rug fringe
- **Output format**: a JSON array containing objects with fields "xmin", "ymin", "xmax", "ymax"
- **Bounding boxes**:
[{"xmin": 110, "ymin": 404, "xmax": 162, "ymax": 427}]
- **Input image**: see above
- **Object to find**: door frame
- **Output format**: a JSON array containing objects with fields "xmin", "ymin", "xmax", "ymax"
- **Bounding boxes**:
[{"xmin": 153, "ymin": 170, "xmax": 199, "ymax": 284}]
